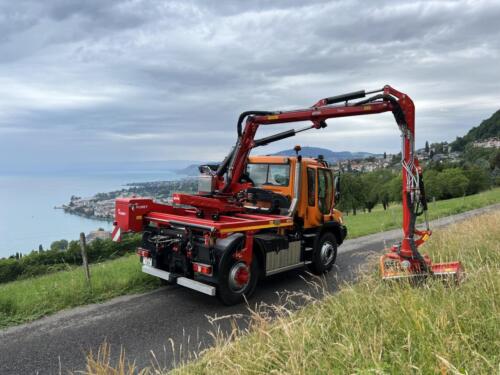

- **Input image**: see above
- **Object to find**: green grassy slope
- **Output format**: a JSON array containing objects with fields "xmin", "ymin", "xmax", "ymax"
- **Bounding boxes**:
[
  {"xmin": 171, "ymin": 211, "xmax": 499, "ymax": 374},
  {"xmin": 0, "ymin": 255, "xmax": 158, "ymax": 328},
  {"xmin": 344, "ymin": 187, "xmax": 500, "ymax": 238}
]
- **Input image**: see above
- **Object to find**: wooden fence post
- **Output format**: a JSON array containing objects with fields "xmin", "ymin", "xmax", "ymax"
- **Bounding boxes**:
[{"xmin": 79, "ymin": 232, "xmax": 91, "ymax": 285}]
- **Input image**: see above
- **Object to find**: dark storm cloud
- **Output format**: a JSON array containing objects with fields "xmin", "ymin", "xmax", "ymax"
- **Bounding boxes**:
[{"xmin": 0, "ymin": 0, "xmax": 499, "ymax": 168}]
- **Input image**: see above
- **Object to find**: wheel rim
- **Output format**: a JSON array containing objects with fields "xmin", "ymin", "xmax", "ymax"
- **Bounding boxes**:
[
  {"xmin": 228, "ymin": 262, "xmax": 250, "ymax": 293},
  {"xmin": 320, "ymin": 241, "xmax": 335, "ymax": 265}
]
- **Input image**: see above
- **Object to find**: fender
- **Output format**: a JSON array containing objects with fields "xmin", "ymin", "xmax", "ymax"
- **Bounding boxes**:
[
  {"xmin": 316, "ymin": 221, "xmax": 347, "ymax": 246},
  {"xmin": 213, "ymin": 233, "xmax": 265, "ymax": 277},
  {"xmin": 213, "ymin": 233, "xmax": 244, "ymax": 266}
]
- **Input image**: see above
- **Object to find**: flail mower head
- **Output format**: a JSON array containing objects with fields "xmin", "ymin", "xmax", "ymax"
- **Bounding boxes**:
[{"xmin": 380, "ymin": 242, "xmax": 464, "ymax": 284}]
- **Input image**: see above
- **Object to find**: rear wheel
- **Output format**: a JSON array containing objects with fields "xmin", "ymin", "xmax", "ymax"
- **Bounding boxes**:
[
  {"xmin": 217, "ymin": 253, "xmax": 259, "ymax": 305},
  {"xmin": 309, "ymin": 232, "xmax": 337, "ymax": 274}
]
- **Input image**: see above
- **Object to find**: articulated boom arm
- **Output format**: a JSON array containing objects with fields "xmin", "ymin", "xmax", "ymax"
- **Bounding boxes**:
[{"xmin": 220, "ymin": 85, "xmax": 430, "ymax": 268}]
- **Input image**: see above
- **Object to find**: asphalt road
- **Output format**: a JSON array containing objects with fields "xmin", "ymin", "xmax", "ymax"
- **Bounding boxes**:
[{"xmin": 1, "ymin": 204, "xmax": 498, "ymax": 375}]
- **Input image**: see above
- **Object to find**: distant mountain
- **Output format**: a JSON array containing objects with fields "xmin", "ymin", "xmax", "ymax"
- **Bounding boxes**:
[
  {"xmin": 177, "ymin": 147, "xmax": 379, "ymax": 176},
  {"xmin": 177, "ymin": 162, "xmax": 217, "ymax": 176},
  {"xmin": 451, "ymin": 109, "xmax": 500, "ymax": 151},
  {"xmin": 272, "ymin": 146, "xmax": 379, "ymax": 162}
]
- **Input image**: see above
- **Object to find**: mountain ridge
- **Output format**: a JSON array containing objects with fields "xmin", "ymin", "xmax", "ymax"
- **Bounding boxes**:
[
  {"xmin": 271, "ymin": 146, "xmax": 379, "ymax": 161},
  {"xmin": 176, "ymin": 147, "xmax": 380, "ymax": 176}
]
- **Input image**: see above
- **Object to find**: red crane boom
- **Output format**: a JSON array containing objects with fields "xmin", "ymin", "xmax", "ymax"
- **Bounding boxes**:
[{"xmin": 212, "ymin": 84, "xmax": 461, "ymax": 278}]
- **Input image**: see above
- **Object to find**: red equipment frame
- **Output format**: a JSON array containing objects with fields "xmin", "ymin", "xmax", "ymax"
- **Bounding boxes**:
[
  {"xmin": 114, "ymin": 85, "xmax": 461, "ymax": 279},
  {"xmin": 216, "ymin": 85, "xmax": 431, "ymax": 269}
]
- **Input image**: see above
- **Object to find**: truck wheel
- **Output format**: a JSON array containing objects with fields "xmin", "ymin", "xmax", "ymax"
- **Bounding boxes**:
[
  {"xmin": 217, "ymin": 255, "xmax": 259, "ymax": 305},
  {"xmin": 309, "ymin": 232, "xmax": 337, "ymax": 275}
]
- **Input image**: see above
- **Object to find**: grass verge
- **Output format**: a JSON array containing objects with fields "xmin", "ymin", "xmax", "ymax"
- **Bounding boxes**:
[
  {"xmin": 81, "ymin": 209, "xmax": 500, "ymax": 374},
  {"xmin": 344, "ymin": 187, "xmax": 500, "ymax": 238},
  {"xmin": 0, "ymin": 254, "xmax": 158, "ymax": 328},
  {"xmin": 1, "ymin": 188, "xmax": 498, "ymax": 330},
  {"xmin": 164, "ymin": 210, "xmax": 499, "ymax": 374}
]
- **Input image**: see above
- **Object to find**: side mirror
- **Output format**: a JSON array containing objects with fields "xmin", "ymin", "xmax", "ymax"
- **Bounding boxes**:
[{"xmin": 334, "ymin": 174, "xmax": 341, "ymax": 201}]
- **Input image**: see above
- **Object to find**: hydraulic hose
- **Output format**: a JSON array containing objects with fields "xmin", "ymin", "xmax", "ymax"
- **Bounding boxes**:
[
  {"xmin": 237, "ymin": 111, "xmax": 275, "ymax": 137},
  {"xmin": 355, "ymin": 94, "xmax": 407, "ymax": 129}
]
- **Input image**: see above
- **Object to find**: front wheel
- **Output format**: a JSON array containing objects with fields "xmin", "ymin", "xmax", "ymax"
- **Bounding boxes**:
[
  {"xmin": 217, "ymin": 254, "xmax": 259, "ymax": 305},
  {"xmin": 309, "ymin": 232, "xmax": 337, "ymax": 275}
]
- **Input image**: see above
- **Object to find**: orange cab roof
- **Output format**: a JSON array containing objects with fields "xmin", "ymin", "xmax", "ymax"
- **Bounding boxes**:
[{"xmin": 248, "ymin": 155, "xmax": 320, "ymax": 165}]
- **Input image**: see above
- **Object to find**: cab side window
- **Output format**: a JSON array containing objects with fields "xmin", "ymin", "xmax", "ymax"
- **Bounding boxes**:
[
  {"xmin": 307, "ymin": 168, "xmax": 315, "ymax": 206},
  {"xmin": 247, "ymin": 163, "xmax": 290, "ymax": 187},
  {"xmin": 268, "ymin": 164, "xmax": 290, "ymax": 186},
  {"xmin": 247, "ymin": 164, "xmax": 268, "ymax": 186}
]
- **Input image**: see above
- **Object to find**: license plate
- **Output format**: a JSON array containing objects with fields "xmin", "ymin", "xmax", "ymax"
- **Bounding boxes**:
[{"xmin": 142, "ymin": 257, "xmax": 152, "ymax": 267}]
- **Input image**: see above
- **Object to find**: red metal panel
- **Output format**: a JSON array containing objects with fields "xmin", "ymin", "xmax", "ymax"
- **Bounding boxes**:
[{"xmin": 144, "ymin": 210, "xmax": 293, "ymax": 234}]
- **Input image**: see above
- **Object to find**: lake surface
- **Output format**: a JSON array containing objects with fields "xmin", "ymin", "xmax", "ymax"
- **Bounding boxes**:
[{"xmin": 0, "ymin": 169, "xmax": 183, "ymax": 258}]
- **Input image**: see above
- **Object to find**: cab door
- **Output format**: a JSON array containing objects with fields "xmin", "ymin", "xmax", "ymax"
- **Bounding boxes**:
[
  {"xmin": 304, "ymin": 166, "xmax": 334, "ymax": 228},
  {"xmin": 317, "ymin": 167, "xmax": 334, "ymax": 220}
]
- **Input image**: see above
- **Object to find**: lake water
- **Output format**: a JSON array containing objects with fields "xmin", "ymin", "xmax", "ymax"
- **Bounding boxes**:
[{"xmin": 0, "ymin": 169, "xmax": 183, "ymax": 258}]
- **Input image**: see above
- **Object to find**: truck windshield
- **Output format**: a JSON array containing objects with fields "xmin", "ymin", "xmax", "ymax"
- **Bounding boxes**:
[{"xmin": 247, "ymin": 163, "xmax": 290, "ymax": 187}]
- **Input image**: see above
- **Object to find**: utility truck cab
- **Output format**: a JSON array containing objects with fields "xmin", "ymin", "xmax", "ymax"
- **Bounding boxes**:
[{"xmin": 246, "ymin": 155, "xmax": 344, "ymax": 229}]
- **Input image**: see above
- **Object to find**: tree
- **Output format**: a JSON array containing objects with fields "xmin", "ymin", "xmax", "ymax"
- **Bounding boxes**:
[
  {"xmin": 489, "ymin": 149, "xmax": 500, "ymax": 170},
  {"xmin": 425, "ymin": 141, "xmax": 429, "ymax": 154},
  {"xmin": 451, "ymin": 136, "xmax": 467, "ymax": 152},
  {"xmin": 361, "ymin": 173, "xmax": 378, "ymax": 212},
  {"xmin": 385, "ymin": 174, "xmax": 402, "ymax": 203},
  {"xmin": 371, "ymin": 170, "xmax": 395, "ymax": 210},
  {"xmin": 391, "ymin": 152, "xmax": 401, "ymax": 164},
  {"xmin": 383, "ymin": 151, "xmax": 387, "ymax": 159},
  {"xmin": 441, "ymin": 168, "xmax": 469, "ymax": 198},
  {"xmin": 50, "ymin": 239, "xmax": 69, "ymax": 251},
  {"xmin": 463, "ymin": 144, "xmax": 495, "ymax": 164},
  {"xmin": 464, "ymin": 166, "xmax": 490, "ymax": 194},
  {"xmin": 423, "ymin": 170, "xmax": 444, "ymax": 200},
  {"xmin": 337, "ymin": 173, "xmax": 363, "ymax": 215},
  {"xmin": 430, "ymin": 142, "xmax": 444, "ymax": 154}
]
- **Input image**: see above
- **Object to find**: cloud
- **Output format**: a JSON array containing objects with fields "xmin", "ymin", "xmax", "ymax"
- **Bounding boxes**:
[{"xmin": 0, "ymin": 0, "xmax": 499, "ymax": 170}]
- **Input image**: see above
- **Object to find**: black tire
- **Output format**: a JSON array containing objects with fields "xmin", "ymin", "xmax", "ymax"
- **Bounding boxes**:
[
  {"xmin": 217, "ymin": 251, "xmax": 260, "ymax": 305},
  {"xmin": 309, "ymin": 232, "xmax": 337, "ymax": 275}
]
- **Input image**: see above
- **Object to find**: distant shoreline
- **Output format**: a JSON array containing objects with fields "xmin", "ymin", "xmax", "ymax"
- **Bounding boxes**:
[{"xmin": 60, "ymin": 177, "xmax": 197, "ymax": 221}]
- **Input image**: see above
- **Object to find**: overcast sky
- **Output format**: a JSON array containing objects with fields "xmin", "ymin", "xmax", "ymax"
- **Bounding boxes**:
[{"xmin": 1, "ymin": 0, "xmax": 499, "ymax": 171}]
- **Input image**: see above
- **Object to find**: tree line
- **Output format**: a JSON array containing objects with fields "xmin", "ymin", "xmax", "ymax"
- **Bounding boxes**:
[{"xmin": 336, "ymin": 148, "xmax": 499, "ymax": 215}]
